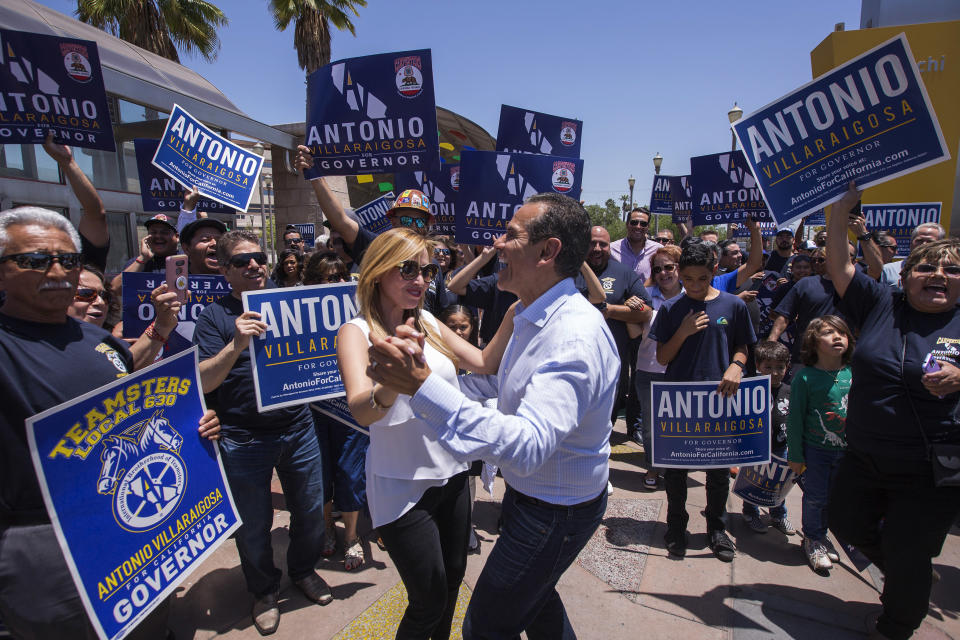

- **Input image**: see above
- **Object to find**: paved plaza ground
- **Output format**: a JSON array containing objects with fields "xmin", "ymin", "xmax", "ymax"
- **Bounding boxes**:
[{"xmin": 167, "ymin": 420, "xmax": 960, "ymax": 639}]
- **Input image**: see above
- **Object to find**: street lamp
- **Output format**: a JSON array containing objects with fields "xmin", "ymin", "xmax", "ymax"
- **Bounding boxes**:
[
  {"xmin": 628, "ymin": 175, "xmax": 636, "ymax": 212},
  {"xmin": 653, "ymin": 152, "xmax": 663, "ymax": 175},
  {"xmin": 727, "ymin": 103, "xmax": 743, "ymax": 152}
]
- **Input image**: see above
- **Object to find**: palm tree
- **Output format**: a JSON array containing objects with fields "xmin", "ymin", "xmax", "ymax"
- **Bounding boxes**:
[
  {"xmin": 269, "ymin": 0, "xmax": 367, "ymax": 74},
  {"xmin": 76, "ymin": 0, "xmax": 228, "ymax": 63}
]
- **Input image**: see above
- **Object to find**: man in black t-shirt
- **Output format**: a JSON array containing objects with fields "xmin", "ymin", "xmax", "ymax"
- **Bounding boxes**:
[
  {"xmin": 765, "ymin": 228, "xmax": 795, "ymax": 275},
  {"xmin": 193, "ymin": 230, "xmax": 331, "ymax": 634},
  {"xmin": 0, "ymin": 207, "xmax": 219, "ymax": 639}
]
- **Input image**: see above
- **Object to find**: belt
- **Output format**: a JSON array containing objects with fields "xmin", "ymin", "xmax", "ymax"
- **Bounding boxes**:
[{"xmin": 507, "ymin": 486, "xmax": 605, "ymax": 510}]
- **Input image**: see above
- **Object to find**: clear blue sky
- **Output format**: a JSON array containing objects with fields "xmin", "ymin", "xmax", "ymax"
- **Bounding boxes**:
[{"xmin": 37, "ymin": 0, "xmax": 862, "ymax": 206}]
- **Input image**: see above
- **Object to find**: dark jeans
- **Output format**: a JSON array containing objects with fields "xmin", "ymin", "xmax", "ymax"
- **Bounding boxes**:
[
  {"xmin": 800, "ymin": 443, "xmax": 844, "ymax": 541},
  {"xmin": 829, "ymin": 449, "xmax": 960, "ymax": 640},
  {"xmin": 313, "ymin": 410, "xmax": 369, "ymax": 512},
  {"xmin": 463, "ymin": 486, "xmax": 607, "ymax": 640},
  {"xmin": 218, "ymin": 423, "xmax": 325, "ymax": 597},
  {"xmin": 377, "ymin": 471, "xmax": 471, "ymax": 640},
  {"xmin": 664, "ymin": 468, "xmax": 730, "ymax": 534}
]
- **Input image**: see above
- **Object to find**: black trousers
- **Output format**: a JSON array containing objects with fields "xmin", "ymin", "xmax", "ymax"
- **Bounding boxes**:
[
  {"xmin": 378, "ymin": 471, "xmax": 471, "ymax": 640},
  {"xmin": 664, "ymin": 468, "xmax": 730, "ymax": 535},
  {"xmin": 828, "ymin": 449, "xmax": 960, "ymax": 640}
]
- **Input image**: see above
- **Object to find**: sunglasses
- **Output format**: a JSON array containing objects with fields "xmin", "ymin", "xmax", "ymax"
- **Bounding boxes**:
[
  {"xmin": 628, "ymin": 219, "xmax": 650, "ymax": 227},
  {"xmin": 287, "ymin": 237, "xmax": 304, "ymax": 244},
  {"xmin": 318, "ymin": 273, "xmax": 349, "ymax": 284},
  {"xmin": 913, "ymin": 262, "xmax": 960, "ymax": 277},
  {"xmin": 654, "ymin": 237, "xmax": 673, "ymax": 245},
  {"xmin": 74, "ymin": 286, "xmax": 106, "ymax": 302},
  {"xmin": 398, "ymin": 216, "xmax": 427, "ymax": 230},
  {"xmin": 0, "ymin": 251, "xmax": 83, "ymax": 271},
  {"xmin": 652, "ymin": 264, "xmax": 677, "ymax": 275},
  {"xmin": 228, "ymin": 251, "xmax": 268, "ymax": 268},
  {"xmin": 396, "ymin": 260, "xmax": 439, "ymax": 281},
  {"xmin": 434, "ymin": 248, "xmax": 451, "ymax": 256}
]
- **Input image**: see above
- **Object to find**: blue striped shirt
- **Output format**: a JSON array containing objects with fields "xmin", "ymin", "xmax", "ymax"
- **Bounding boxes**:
[{"xmin": 410, "ymin": 278, "xmax": 621, "ymax": 505}]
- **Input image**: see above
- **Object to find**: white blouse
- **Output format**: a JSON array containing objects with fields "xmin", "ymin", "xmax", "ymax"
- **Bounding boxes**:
[{"xmin": 346, "ymin": 311, "xmax": 468, "ymax": 527}]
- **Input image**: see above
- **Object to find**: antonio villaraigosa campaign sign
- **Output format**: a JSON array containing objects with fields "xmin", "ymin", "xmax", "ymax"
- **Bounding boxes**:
[
  {"xmin": 152, "ymin": 104, "xmax": 264, "ymax": 212},
  {"xmin": 691, "ymin": 151, "xmax": 774, "ymax": 225},
  {"xmin": 244, "ymin": 282, "xmax": 358, "ymax": 412},
  {"xmin": 134, "ymin": 139, "xmax": 233, "ymax": 213},
  {"xmin": 732, "ymin": 33, "xmax": 950, "ymax": 226},
  {"xmin": 669, "ymin": 175, "xmax": 693, "ymax": 223},
  {"xmin": 649, "ymin": 175, "xmax": 674, "ymax": 216},
  {"xmin": 0, "ymin": 29, "xmax": 115, "ymax": 151},
  {"xmin": 495, "ymin": 105, "xmax": 582, "ymax": 159},
  {"xmin": 455, "ymin": 150, "xmax": 584, "ymax": 245},
  {"xmin": 353, "ymin": 192, "xmax": 395, "ymax": 237},
  {"xmin": 26, "ymin": 349, "xmax": 241, "ymax": 640},
  {"xmin": 651, "ymin": 376, "xmax": 771, "ymax": 469},
  {"xmin": 304, "ymin": 49, "xmax": 439, "ymax": 177},
  {"xmin": 395, "ymin": 164, "xmax": 459, "ymax": 235},
  {"xmin": 863, "ymin": 202, "xmax": 941, "ymax": 258}
]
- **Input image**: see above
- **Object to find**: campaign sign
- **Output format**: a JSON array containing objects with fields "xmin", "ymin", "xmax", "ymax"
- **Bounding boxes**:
[
  {"xmin": 243, "ymin": 282, "xmax": 358, "ymax": 412},
  {"xmin": 152, "ymin": 104, "xmax": 264, "ymax": 212},
  {"xmin": 691, "ymin": 151, "xmax": 773, "ymax": 225},
  {"xmin": 649, "ymin": 174, "xmax": 674, "ymax": 216},
  {"xmin": 732, "ymin": 453, "xmax": 798, "ymax": 507},
  {"xmin": 732, "ymin": 33, "xmax": 950, "ymax": 226},
  {"xmin": 26, "ymin": 349, "xmax": 241, "ymax": 640},
  {"xmin": 651, "ymin": 376, "xmax": 771, "ymax": 469},
  {"xmin": 455, "ymin": 150, "xmax": 584, "ymax": 245},
  {"xmin": 311, "ymin": 398, "xmax": 369, "ymax": 436},
  {"xmin": 669, "ymin": 175, "xmax": 693, "ymax": 222},
  {"xmin": 353, "ymin": 192, "xmax": 395, "ymax": 237},
  {"xmin": 732, "ymin": 221, "xmax": 778, "ymax": 237},
  {"xmin": 0, "ymin": 29, "xmax": 115, "ymax": 151},
  {"xmin": 293, "ymin": 223, "xmax": 316, "ymax": 249},
  {"xmin": 754, "ymin": 271, "xmax": 784, "ymax": 338},
  {"xmin": 805, "ymin": 209, "xmax": 826, "ymax": 225},
  {"xmin": 495, "ymin": 104, "xmax": 582, "ymax": 159},
  {"xmin": 304, "ymin": 49, "xmax": 439, "ymax": 177},
  {"xmin": 395, "ymin": 165, "xmax": 459, "ymax": 235},
  {"xmin": 863, "ymin": 202, "xmax": 941, "ymax": 258},
  {"xmin": 122, "ymin": 273, "xmax": 231, "ymax": 357},
  {"xmin": 133, "ymin": 139, "xmax": 233, "ymax": 213}
]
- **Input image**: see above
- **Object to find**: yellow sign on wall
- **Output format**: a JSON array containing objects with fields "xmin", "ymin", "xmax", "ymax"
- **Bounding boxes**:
[{"xmin": 812, "ymin": 21, "xmax": 960, "ymax": 236}]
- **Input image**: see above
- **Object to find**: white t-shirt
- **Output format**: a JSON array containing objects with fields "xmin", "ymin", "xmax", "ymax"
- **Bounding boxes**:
[
  {"xmin": 347, "ymin": 311, "xmax": 468, "ymax": 527},
  {"xmin": 635, "ymin": 285, "xmax": 683, "ymax": 374}
]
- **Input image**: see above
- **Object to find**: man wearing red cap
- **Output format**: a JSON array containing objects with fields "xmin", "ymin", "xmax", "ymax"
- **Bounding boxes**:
[{"xmin": 294, "ymin": 146, "xmax": 447, "ymax": 313}]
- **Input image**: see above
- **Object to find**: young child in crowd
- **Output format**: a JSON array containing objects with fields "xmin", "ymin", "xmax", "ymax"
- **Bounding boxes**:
[
  {"xmin": 742, "ymin": 341, "xmax": 796, "ymax": 536},
  {"xmin": 786, "ymin": 315, "xmax": 854, "ymax": 572},
  {"xmin": 649, "ymin": 241, "xmax": 756, "ymax": 561}
]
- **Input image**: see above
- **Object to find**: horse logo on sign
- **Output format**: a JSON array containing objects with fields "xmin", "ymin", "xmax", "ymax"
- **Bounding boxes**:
[{"xmin": 96, "ymin": 410, "xmax": 186, "ymax": 532}]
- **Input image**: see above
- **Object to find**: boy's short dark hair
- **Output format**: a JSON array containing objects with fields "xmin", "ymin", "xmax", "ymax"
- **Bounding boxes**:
[
  {"xmin": 754, "ymin": 340, "xmax": 790, "ymax": 366},
  {"xmin": 679, "ymin": 241, "xmax": 717, "ymax": 271}
]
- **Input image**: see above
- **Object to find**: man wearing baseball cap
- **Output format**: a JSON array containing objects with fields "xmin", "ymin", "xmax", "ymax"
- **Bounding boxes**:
[
  {"xmin": 293, "ymin": 145, "xmax": 447, "ymax": 312},
  {"xmin": 765, "ymin": 227, "xmax": 795, "ymax": 274},
  {"xmin": 110, "ymin": 213, "xmax": 180, "ymax": 291},
  {"xmin": 181, "ymin": 217, "xmax": 227, "ymax": 275}
]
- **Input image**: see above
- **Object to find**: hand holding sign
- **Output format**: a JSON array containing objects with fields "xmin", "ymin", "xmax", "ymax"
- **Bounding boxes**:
[
  {"xmin": 234, "ymin": 311, "xmax": 267, "ymax": 351},
  {"xmin": 42, "ymin": 131, "xmax": 74, "ymax": 165}
]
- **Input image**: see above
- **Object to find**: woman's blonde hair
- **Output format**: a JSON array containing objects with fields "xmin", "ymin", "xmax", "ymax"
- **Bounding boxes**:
[{"xmin": 356, "ymin": 228, "xmax": 457, "ymax": 366}]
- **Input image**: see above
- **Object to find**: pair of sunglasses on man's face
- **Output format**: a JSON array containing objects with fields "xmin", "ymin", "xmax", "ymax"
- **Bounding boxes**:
[
  {"xmin": 228, "ymin": 252, "xmax": 268, "ymax": 268},
  {"xmin": 398, "ymin": 216, "xmax": 427, "ymax": 230},
  {"xmin": 628, "ymin": 219, "xmax": 650, "ymax": 227},
  {"xmin": 74, "ymin": 287, "xmax": 106, "ymax": 302},
  {"xmin": 396, "ymin": 260, "xmax": 439, "ymax": 281},
  {"xmin": 0, "ymin": 251, "xmax": 84, "ymax": 271}
]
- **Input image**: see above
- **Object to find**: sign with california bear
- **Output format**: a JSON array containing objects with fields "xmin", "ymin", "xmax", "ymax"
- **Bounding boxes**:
[
  {"xmin": 26, "ymin": 349, "xmax": 241, "ymax": 640},
  {"xmin": 495, "ymin": 104, "xmax": 583, "ymax": 159}
]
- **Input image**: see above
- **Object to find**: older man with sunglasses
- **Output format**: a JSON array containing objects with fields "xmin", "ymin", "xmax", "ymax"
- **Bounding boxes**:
[
  {"xmin": 294, "ymin": 147, "xmax": 448, "ymax": 314},
  {"xmin": 193, "ymin": 230, "xmax": 332, "ymax": 634},
  {"xmin": 0, "ymin": 207, "xmax": 220, "ymax": 639}
]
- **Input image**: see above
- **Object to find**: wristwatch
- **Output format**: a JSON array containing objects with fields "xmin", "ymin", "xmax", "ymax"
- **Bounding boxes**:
[
  {"xmin": 594, "ymin": 302, "xmax": 608, "ymax": 313},
  {"xmin": 857, "ymin": 232, "xmax": 873, "ymax": 242}
]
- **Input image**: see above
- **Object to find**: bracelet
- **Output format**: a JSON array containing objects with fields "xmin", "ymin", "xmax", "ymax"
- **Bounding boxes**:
[
  {"xmin": 144, "ymin": 322, "xmax": 167, "ymax": 344},
  {"xmin": 857, "ymin": 232, "xmax": 872, "ymax": 242},
  {"xmin": 135, "ymin": 257, "xmax": 146, "ymax": 264},
  {"xmin": 369, "ymin": 386, "xmax": 390, "ymax": 411},
  {"xmin": 730, "ymin": 360, "xmax": 746, "ymax": 371}
]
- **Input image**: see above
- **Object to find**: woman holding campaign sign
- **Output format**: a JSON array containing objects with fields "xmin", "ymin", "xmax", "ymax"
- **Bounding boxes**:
[
  {"xmin": 337, "ymin": 228, "xmax": 515, "ymax": 640},
  {"xmin": 825, "ymin": 182, "xmax": 960, "ymax": 640}
]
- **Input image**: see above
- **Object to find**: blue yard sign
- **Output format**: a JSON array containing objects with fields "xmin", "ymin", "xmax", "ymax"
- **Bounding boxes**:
[
  {"xmin": 805, "ymin": 209, "xmax": 826, "ymax": 226},
  {"xmin": 243, "ymin": 282, "xmax": 358, "ymax": 412},
  {"xmin": 0, "ymin": 29, "xmax": 115, "ymax": 151},
  {"xmin": 304, "ymin": 49, "xmax": 439, "ymax": 177},
  {"xmin": 495, "ymin": 105, "xmax": 582, "ymax": 158},
  {"xmin": 395, "ymin": 165, "xmax": 459, "ymax": 235},
  {"xmin": 133, "ymin": 139, "xmax": 234, "ymax": 214},
  {"xmin": 152, "ymin": 104, "xmax": 264, "ymax": 212},
  {"xmin": 863, "ymin": 202, "xmax": 941, "ymax": 258},
  {"xmin": 455, "ymin": 150, "xmax": 584, "ymax": 245},
  {"xmin": 691, "ymin": 151, "xmax": 774, "ymax": 225},
  {"xmin": 649, "ymin": 174, "xmax": 674, "ymax": 216},
  {"xmin": 353, "ymin": 192, "xmax": 395, "ymax": 237},
  {"xmin": 26, "ymin": 349, "xmax": 241, "ymax": 640},
  {"xmin": 122, "ymin": 273, "xmax": 231, "ymax": 357},
  {"xmin": 651, "ymin": 376, "xmax": 772, "ymax": 469},
  {"xmin": 669, "ymin": 175, "xmax": 693, "ymax": 223},
  {"xmin": 731, "ymin": 221, "xmax": 778, "ymax": 237},
  {"xmin": 311, "ymin": 398, "xmax": 369, "ymax": 436},
  {"xmin": 732, "ymin": 33, "xmax": 950, "ymax": 226},
  {"xmin": 292, "ymin": 223, "xmax": 316, "ymax": 249},
  {"xmin": 732, "ymin": 453, "xmax": 798, "ymax": 507}
]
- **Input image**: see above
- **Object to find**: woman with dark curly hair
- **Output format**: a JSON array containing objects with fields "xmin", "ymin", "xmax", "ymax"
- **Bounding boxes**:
[
  {"xmin": 826, "ymin": 182, "xmax": 960, "ymax": 640},
  {"xmin": 271, "ymin": 248, "xmax": 303, "ymax": 287}
]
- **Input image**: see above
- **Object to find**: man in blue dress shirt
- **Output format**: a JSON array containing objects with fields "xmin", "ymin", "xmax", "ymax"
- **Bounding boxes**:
[{"xmin": 369, "ymin": 193, "xmax": 620, "ymax": 640}]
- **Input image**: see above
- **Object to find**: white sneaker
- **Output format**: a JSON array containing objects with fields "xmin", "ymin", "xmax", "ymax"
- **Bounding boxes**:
[
  {"xmin": 823, "ymin": 538, "xmax": 840, "ymax": 563},
  {"xmin": 804, "ymin": 538, "xmax": 833, "ymax": 571},
  {"xmin": 607, "ymin": 480, "xmax": 614, "ymax": 496}
]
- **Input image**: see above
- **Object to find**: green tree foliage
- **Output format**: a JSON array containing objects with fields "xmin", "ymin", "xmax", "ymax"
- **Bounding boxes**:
[
  {"xmin": 270, "ymin": 0, "xmax": 367, "ymax": 74},
  {"xmin": 584, "ymin": 198, "xmax": 626, "ymax": 240},
  {"xmin": 76, "ymin": 0, "xmax": 227, "ymax": 63}
]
